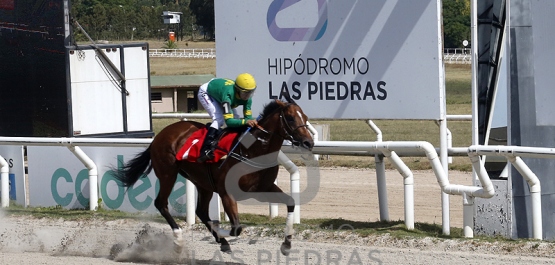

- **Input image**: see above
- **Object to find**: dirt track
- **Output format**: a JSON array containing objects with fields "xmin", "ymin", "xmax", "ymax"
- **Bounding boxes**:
[
  {"xmin": 2, "ymin": 168, "xmax": 555, "ymax": 264},
  {"xmin": 239, "ymin": 168, "xmax": 471, "ymax": 227}
]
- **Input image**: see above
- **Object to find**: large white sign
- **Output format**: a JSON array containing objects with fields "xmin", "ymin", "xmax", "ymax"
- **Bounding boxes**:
[
  {"xmin": 27, "ymin": 146, "xmax": 187, "ymax": 215},
  {"xmin": 69, "ymin": 45, "xmax": 151, "ymax": 135},
  {"xmin": 0, "ymin": 146, "xmax": 25, "ymax": 206},
  {"xmin": 215, "ymin": 0, "xmax": 445, "ymax": 120}
]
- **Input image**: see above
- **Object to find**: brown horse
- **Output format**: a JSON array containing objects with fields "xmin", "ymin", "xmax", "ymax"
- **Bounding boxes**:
[{"xmin": 112, "ymin": 97, "xmax": 314, "ymax": 255}]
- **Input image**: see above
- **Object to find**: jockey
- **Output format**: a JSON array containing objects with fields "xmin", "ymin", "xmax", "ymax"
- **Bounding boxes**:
[{"xmin": 196, "ymin": 73, "xmax": 259, "ymax": 162}]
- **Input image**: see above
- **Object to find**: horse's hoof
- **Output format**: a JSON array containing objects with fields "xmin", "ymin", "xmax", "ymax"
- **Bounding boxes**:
[
  {"xmin": 229, "ymin": 226, "xmax": 243, "ymax": 237},
  {"xmin": 173, "ymin": 228, "xmax": 184, "ymax": 253},
  {"xmin": 221, "ymin": 244, "xmax": 232, "ymax": 254},
  {"xmin": 173, "ymin": 242, "xmax": 184, "ymax": 253},
  {"xmin": 280, "ymin": 242, "xmax": 291, "ymax": 256},
  {"xmin": 173, "ymin": 239, "xmax": 184, "ymax": 253}
]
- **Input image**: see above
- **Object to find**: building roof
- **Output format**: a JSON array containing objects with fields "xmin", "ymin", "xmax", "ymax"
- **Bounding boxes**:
[{"xmin": 150, "ymin": 74, "xmax": 215, "ymax": 88}]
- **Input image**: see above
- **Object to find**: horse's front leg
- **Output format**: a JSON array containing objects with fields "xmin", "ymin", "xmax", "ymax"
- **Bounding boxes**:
[
  {"xmin": 281, "ymin": 204, "xmax": 295, "ymax": 256},
  {"xmin": 264, "ymin": 184, "xmax": 296, "ymax": 256},
  {"xmin": 252, "ymin": 184, "xmax": 296, "ymax": 256}
]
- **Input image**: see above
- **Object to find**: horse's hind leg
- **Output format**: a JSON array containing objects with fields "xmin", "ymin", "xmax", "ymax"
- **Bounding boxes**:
[
  {"xmin": 196, "ymin": 188, "xmax": 232, "ymax": 253},
  {"xmin": 219, "ymin": 192, "xmax": 243, "ymax": 237},
  {"xmin": 152, "ymin": 167, "xmax": 183, "ymax": 251}
]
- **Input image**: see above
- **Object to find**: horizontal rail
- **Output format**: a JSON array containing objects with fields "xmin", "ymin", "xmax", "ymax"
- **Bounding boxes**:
[
  {"xmin": 0, "ymin": 137, "xmax": 152, "ymax": 147},
  {"xmin": 152, "ymin": 113, "xmax": 210, "ymax": 119},
  {"xmin": 446, "ymin": 114, "xmax": 472, "ymax": 121},
  {"xmin": 149, "ymin": 48, "xmax": 215, "ymax": 58}
]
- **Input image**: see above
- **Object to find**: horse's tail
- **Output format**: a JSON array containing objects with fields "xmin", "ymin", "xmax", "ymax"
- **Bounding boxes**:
[{"xmin": 112, "ymin": 147, "xmax": 153, "ymax": 187}]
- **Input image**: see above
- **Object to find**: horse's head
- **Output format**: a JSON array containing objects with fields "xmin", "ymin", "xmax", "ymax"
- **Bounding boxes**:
[{"xmin": 265, "ymin": 98, "xmax": 314, "ymax": 151}]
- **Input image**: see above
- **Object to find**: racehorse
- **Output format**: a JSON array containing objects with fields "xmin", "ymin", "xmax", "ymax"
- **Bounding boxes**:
[{"xmin": 112, "ymin": 96, "xmax": 314, "ymax": 255}]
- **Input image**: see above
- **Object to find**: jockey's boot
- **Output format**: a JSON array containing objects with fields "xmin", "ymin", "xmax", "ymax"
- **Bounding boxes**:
[{"xmin": 197, "ymin": 127, "xmax": 218, "ymax": 163}]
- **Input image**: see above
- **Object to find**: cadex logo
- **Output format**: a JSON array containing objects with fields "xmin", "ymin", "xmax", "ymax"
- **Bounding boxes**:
[{"xmin": 267, "ymin": 0, "xmax": 328, "ymax": 41}]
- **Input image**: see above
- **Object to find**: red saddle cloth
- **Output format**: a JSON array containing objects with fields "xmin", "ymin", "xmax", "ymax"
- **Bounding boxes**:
[{"xmin": 176, "ymin": 128, "xmax": 238, "ymax": 163}]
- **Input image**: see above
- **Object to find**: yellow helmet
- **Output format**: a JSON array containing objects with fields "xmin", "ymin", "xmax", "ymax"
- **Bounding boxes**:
[{"xmin": 234, "ymin": 73, "xmax": 257, "ymax": 92}]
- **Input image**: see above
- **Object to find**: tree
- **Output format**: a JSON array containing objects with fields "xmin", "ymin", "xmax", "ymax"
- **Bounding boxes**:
[
  {"xmin": 69, "ymin": 0, "xmax": 469, "ymax": 45},
  {"xmin": 443, "ymin": 0, "xmax": 471, "ymax": 48},
  {"xmin": 188, "ymin": 0, "xmax": 214, "ymax": 39}
]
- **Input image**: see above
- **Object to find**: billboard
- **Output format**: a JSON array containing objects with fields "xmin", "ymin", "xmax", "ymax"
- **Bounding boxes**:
[
  {"xmin": 27, "ymin": 146, "xmax": 187, "ymax": 215},
  {"xmin": 215, "ymin": 0, "xmax": 445, "ymax": 120},
  {"xmin": 68, "ymin": 44, "xmax": 152, "ymax": 136},
  {"xmin": 0, "ymin": 0, "xmax": 68, "ymax": 136},
  {"xmin": 0, "ymin": 0, "xmax": 152, "ymax": 137}
]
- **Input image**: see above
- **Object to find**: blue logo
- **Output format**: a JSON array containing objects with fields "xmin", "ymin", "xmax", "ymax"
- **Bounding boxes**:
[
  {"xmin": 1, "ymin": 173, "xmax": 16, "ymax": 200},
  {"xmin": 267, "ymin": 0, "xmax": 328, "ymax": 41}
]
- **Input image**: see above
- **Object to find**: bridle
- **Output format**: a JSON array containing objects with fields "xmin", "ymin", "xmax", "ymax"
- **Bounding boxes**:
[{"xmin": 278, "ymin": 108, "xmax": 309, "ymax": 146}]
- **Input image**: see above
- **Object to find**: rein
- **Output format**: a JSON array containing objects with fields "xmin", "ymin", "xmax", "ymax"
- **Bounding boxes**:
[
  {"xmin": 228, "ymin": 152, "xmax": 280, "ymax": 169},
  {"xmin": 222, "ymin": 104, "xmax": 308, "ymax": 166}
]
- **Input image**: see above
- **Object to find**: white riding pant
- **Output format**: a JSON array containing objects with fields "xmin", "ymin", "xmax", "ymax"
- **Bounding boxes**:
[{"xmin": 198, "ymin": 81, "xmax": 239, "ymax": 129}]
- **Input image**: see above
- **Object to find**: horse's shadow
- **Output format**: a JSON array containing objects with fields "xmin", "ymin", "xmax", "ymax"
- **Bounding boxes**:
[
  {"xmin": 192, "ymin": 261, "xmax": 243, "ymax": 265},
  {"xmin": 318, "ymin": 219, "xmax": 447, "ymax": 237}
]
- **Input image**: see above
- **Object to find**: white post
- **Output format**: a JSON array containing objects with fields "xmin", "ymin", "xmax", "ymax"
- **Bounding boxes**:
[
  {"xmin": 375, "ymin": 155, "xmax": 389, "ymax": 221},
  {"xmin": 439, "ymin": 119, "xmax": 450, "ymax": 235},
  {"xmin": 462, "ymin": 193, "xmax": 474, "ymax": 238},
  {"xmin": 508, "ymin": 156, "xmax": 542, "ymax": 240},
  {"xmin": 467, "ymin": 0, "xmax": 479, "ymax": 239},
  {"xmin": 434, "ymin": 120, "xmax": 453, "ymax": 164},
  {"xmin": 306, "ymin": 121, "xmax": 319, "ymax": 161},
  {"xmin": 0, "ymin": 155, "xmax": 9, "ymax": 208},
  {"xmin": 531, "ymin": 191, "xmax": 543, "ymax": 240},
  {"xmin": 379, "ymin": 149, "xmax": 414, "ymax": 230},
  {"xmin": 270, "ymin": 180, "xmax": 279, "ymax": 218},
  {"xmin": 447, "ymin": 128, "xmax": 453, "ymax": 164},
  {"xmin": 368, "ymin": 120, "xmax": 389, "ymax": 221},
  {"xmin": 67, "ymin": 146, "xmax": 98, "ymax": 211},
  {"xmin": 186, "ymin": 179, "xmax": 196, "ymax": 225}
]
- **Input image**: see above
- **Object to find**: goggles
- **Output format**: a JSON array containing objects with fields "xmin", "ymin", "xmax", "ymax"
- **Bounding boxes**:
[
  {"xmin": 238, "ymin": 89, "xmax": 255, "ymax": 100},
  {"xmin": 235, "ymin": 85, "xmax": 256, "ymax": 100}
]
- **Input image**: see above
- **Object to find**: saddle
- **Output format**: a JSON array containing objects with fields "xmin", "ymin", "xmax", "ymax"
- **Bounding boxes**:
[{"xmin": 176, "ymin": 127, "xmax": 239, "ymax": 163}]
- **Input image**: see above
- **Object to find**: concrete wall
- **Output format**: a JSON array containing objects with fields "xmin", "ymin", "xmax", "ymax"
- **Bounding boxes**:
[
  {"xmin": 151, "ymin": 88, "xmax": 175, "ymax": 113},
  {"xmin": 510, "ymin": 0, "xmax": 555, "ymax": 240},
  {"xmin": 151, "ymin": 88, "xmax": 202, "ymax": 113}
]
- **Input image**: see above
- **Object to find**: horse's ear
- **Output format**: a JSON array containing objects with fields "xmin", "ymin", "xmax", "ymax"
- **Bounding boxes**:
[
  {"xmin": 283, "ymin": 90, "xmax": 297, "ymax": 104},
  {"xmin": 280, "ymin": 88, "xmax": 296, "ymax": 104},
  {"xmin": 275, "ymin": 99, "xmax": 286, "ymax": 107}
]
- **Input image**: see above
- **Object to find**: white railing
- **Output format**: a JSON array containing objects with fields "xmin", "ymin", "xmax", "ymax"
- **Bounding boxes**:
[
  {"xmin": 149, "ymin": 48, "xmax": 216, "ymax": 58},
  {"xmin": 4, "ymin": 114, "xmax": 546, "ymax": 240},
  {"xmin": 444, "ymin": 48, "xmax": 472, "ymax": 64}
]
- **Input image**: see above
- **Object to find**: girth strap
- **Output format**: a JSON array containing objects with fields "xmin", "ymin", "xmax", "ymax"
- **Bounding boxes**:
[{"xmin": 205, "ymin": 164, "xmax": 217, "ymax": 191}]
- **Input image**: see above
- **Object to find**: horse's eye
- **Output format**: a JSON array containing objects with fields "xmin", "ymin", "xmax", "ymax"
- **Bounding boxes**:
[{"xmin": 285, "ymin": 116, "xmax": 294, "ymax": 122}]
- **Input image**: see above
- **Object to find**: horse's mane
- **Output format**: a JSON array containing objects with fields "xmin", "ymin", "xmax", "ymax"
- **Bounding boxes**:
[
  {"xmin": 259, "ymin": 100, "xmax": 283, "ymax": 119},
  {"xmin": 259, "ymin": 93, "xmax": 297, "ymax": 120}
]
